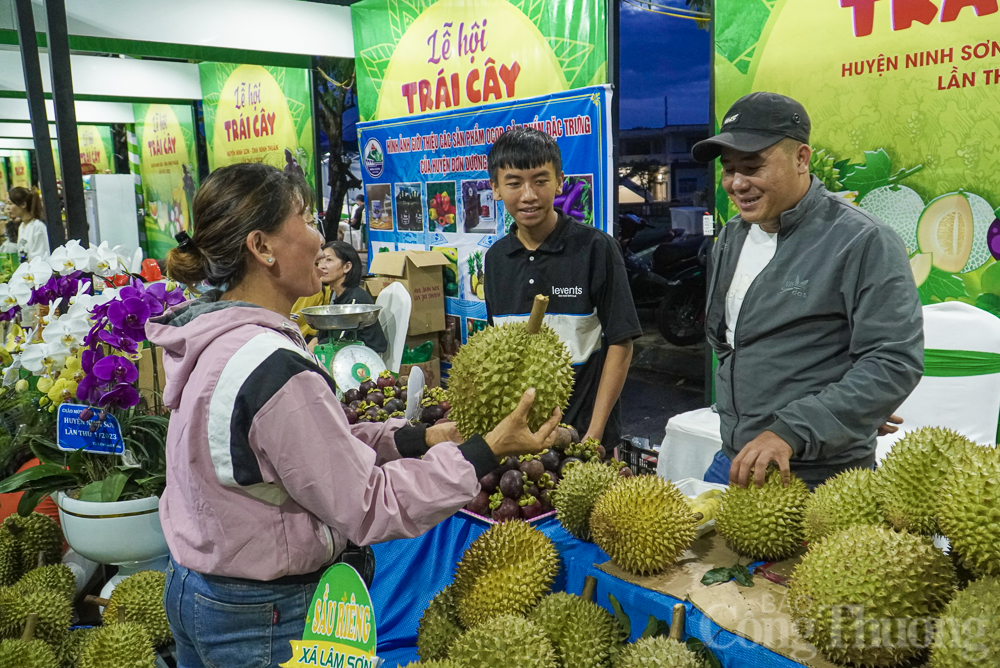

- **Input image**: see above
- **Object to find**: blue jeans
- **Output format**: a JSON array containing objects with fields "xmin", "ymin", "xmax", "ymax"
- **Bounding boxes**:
[
  {"xmin": 163, "ymin": 557, "xmax": 314, "ymax": 668},
  {"xmin": 703, "ymin": 449, "xmax": 731, "ymax": 485}
]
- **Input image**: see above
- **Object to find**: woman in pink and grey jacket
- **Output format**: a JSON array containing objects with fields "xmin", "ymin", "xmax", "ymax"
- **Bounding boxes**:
[{"xmin": 148, "ymin": 163, "xmax": 560, "ymax": 668}]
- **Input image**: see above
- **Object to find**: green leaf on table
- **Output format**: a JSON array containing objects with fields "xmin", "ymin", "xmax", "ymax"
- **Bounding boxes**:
[
  {"xmin": 919, "ymin": 268, "xmax": 970, "ymax": 304},
  {"xmin": 608, "ymin": 593, "xmax": 631, "ymax": 639},
  {"xmin": 732, "ymin": 564, "xmax": 755, "ymax": 587},
  {"xmin": 640, "ymin": 615, "xmax": 660, "ymax": 640},
  {"xmin": 701, "ymin": 564, "xmax": 755, "ymax": 588}
]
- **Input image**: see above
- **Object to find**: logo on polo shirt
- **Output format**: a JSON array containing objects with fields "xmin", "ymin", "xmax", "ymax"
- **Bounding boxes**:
[{"xmin": 552, "ymin": 286, "xmax": 583, "ymax": 297}]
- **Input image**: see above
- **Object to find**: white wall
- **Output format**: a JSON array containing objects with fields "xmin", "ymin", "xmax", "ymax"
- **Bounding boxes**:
[{"xmin": 0, "ymin": 99, "xmax": 134, "ymax": 123}]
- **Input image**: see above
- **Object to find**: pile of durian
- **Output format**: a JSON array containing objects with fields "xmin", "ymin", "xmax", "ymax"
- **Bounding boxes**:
[
  {"xmin": 0, "ymin": 512, "xmax": 170, "ymax": 667},
  {"xmin": 411, "ymin": 519, "xmax": 709, "ymax": 668}
]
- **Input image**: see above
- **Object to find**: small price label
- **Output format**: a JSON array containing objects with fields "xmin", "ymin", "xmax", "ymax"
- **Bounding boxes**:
[{"xmin": 702, "ymin": 214, "xmax": 715, "ymax": 236}]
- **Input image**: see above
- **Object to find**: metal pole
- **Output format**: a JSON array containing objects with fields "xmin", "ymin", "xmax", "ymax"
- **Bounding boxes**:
[
  {"xmin": 608, "ymin": 0, "xmax": 620, "ymax": 235},
  {"xmin": 44, "ymin": 0, "xmax": 89, "ymax": 244},
  {"xmin": 705, "ymin": 1, "xmax": 717, "ymax": 408},
  {"xmin": 12, "ymin": 0, "xmax": 64, "ymax": 249}
]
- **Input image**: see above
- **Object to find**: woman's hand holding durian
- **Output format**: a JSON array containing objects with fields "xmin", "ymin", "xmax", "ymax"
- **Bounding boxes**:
[{"xmin": 484, "ymin": 388, "xmax": 562, "ymax": 459}]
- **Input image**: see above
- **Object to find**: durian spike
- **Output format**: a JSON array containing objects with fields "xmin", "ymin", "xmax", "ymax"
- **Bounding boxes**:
[
  {"xmin": 21, "ymin": 612, "xmax": 38, "ymax": 642},
  {"xmin": 526, "ymin": 295, "xmax": 549, "ymax": 334},
  {"xmin": 582, "ymin": 575, "xmax": 597, "ymax": 602},
  {"xmin": 668, "ymin": 604, "xmax": 684, "ymax": 642}
]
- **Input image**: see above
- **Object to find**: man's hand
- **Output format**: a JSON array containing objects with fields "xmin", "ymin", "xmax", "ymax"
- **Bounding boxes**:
[
  {"xmin": 582, "ymin": 427, "xmax": 604, "ymax": 444},
  {"xmin": 730, "ymin": 431, "xmax": 793, "ymax": 488},
  {"xmin": 485, "ymin": 389, "xmax": 562, "ymax": 459},
  {"xmin": 878, "ymin": 414, "xmax": 903, "ymax": 437},
  {"xmin": 425, "ymin": 421, "xmax": 463, "ymax": 446}
]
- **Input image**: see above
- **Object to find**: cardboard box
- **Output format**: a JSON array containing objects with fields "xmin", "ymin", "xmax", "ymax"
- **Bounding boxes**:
[
  {"xmin": 137, "ymin": 345, "xmax": 166, "ymax": 402},
  {"xmin": 365, "ymin": 250, "xmax": 450, "ymax": 335},
  {"xmin": 399, "ymin": 357, "xmax": 441, "ymax": 389}
]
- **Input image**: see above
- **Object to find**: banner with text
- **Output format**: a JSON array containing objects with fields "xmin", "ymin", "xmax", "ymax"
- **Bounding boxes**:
[
  {"xmin": 358, "ymin": 85, "xmax": 612, "ymax": 357},
  {"xmin": 53, "ymin": 125, "xmax": 115, "ymax": 180},
  {"xmin": 0, "ymin": 158, "xmax": 8, "ymax": 201},
  {"xmin": 133, "ymin": 103, "xmax": 199, "ymax": 259},
  {"xmin": 9, "ymin": 151, "xmax": 30, "ymax": 190},
  {"xmin": 715, "ymin": 0, "xmax": 1000, "ymax": 312},
  {"xmin": 200, "ymin": 63, "xmax": 315, "ymax": 188},
  {"xmin": 351, "ymin": 0, "xmax": 606, "ymax": 122}
]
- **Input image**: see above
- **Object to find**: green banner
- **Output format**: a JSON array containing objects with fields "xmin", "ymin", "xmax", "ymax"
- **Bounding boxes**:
[
  {"xmin": 9, "ymin": 151, "xmax": 30, "ymax": 189},
  {"xmin": 133, "ymin": 103, "xmax": 199, "ymax": 259},
  {"xmin": 714, "ymin": 1, "xmax": 1000, "ymax": 313},
  {"xmin": 199, "ymin": 62, "xmax": 314, "ymax": 187},
  {"xmin": 0, "ymin": 157, "xmax": 8, "ymax": 200},
  {"xmin": 53, "ymin": 125, "xmax": 116, "ymax": 180},
  {"xmin": 351, "ymin": 0, "xmax": 607, "ymax": 121}
]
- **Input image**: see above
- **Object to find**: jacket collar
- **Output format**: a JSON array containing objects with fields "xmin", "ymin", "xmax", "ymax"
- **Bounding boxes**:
[
  {"xmin": 776, "ymin": 176, "xmax": 824, "ymax": 233},
  {"xmin": 505, "ymin": 208, "xmax": 574, "ymax": 255}
]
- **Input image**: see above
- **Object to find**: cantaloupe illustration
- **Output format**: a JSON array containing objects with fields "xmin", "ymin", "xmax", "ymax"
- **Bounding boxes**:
[
  {"xmin": 917, "ymin": 192, "xmax": 974, "ymax": 274},
  {"xmin": 860, "ymin": 185, "xmax": 923, "ymax": 253},
  {"xmin": 909, "ymin": 253, "xmax": 933, "ymax": 287}
]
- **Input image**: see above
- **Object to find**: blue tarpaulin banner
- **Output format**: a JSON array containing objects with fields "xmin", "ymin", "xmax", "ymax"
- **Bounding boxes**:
[{"xmin": 357, "ymin": 86, "xmax": 613, "ymax": 364}]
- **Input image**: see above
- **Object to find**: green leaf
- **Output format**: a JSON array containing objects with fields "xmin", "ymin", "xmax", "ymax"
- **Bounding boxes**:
[
  {"xmin": 78, "ymin": 481, "xmax": 104, "ymax": 502},
  {"xmin": 700, "ymin": 566, "xmax": 736, "ymax": 586},
  {"xmin": 732, "ymin": 564, "xmax": 755, "ymax": 588},
  {"xmin": 975, "ymin": 293, "xmax": 1000, "ymax": 318},
  {"xmin": 979, "ymin": 262, "xmax": 1000, "ymax": 295},
  {"xmin": 841, "ymin": 149, "xmax": 892, "ymax": 201},
  {"xmin": 919, "ymin": 268, "xmax": 970, "ymax": 304},
  {"xmin": 640, "ymin": 615, "xmax": 660, "ymax": 640},
  {"xmin": 0, "ymin": 464, "xmax": 75, "ymax": 494},
  {"xmin": 17, "ymin": 489, "xmax": 48, "ymax": 517},
  {"xmin": 101, "ymin": 471, "xmax": 131, "ymax": 503},
  {"xmin": 608, "ymin": 594, "xmax": 631, "ymax": 639},
  {"xmin": 686, "ymin": 638, "xmax": 706, "ymax": 652}
]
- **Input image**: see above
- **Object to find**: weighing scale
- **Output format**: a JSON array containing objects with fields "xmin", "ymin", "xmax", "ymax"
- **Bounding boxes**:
[{"xmin": 300, "ymin": 304, "xmax": 387, "ymax": 395}]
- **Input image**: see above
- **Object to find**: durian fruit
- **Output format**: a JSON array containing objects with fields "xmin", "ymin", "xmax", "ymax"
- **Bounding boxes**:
[
  {"xmin": 552, "ymin": 461, "xmax": 620, "ymax": 540},
  {"xmin": 877, "ymin": 426, "xmax": 973, "ymax": 535},
  {"xmin": 446, "ymin": 296, "xmax": 574, "ymax": 439},
  {"xmin": 401, "ymin": 662, "xmax": 461, "ymax": 668},
  {"xmin": 101, "ymin": 571, "xmax": 171, "ymax": 647},
  {"xmin": 12, "ymin": 564, "xmax": 76, "ymax": 603},
  {"xmin": 78, "ymin": 621, "xmax": 155, "ymax": 668},
  {"xmin": 55, "ymin": 628, "xmax": 94, "ymax": 668},
  {"xmin": 0, "ymin": 588, "xmax": 71, "ymax": 645},
  {"xmin": 937, "ymin": 443, "xmax": 1000, "ymax": 577},
  {"xmin": 528, "ymin": 592, "xmax": 623, "ymax": 668},
  {"xmin": 1, "ymin": 513, "xmax": 63, "ymax": 574},
  {"xmin": 613, "ymin": 636, "xmax": 704, "ymax": 668},
  {"xmin": 0, "ymin": 535, "xmax": 20, "ymax": 587},
  {"xmin": 589, "ymin": 475, "xmax": 697, "ymax": 576},
  {"xmin": 715, "ymin": 466, "xmax": 809, "ymax": 561},
  {"xmin": 452, "ymin": 520, "xmax": 558, "ymax": 628},
  {"xmin": 790, "ymin": 525, "xmax": 956, "ymax": 667},
  {"xmin": 448, "ymin": 614, "xmax": 557, "ymax": 668},
  {"xmin": 929, "ymin": 577, "xmax": 1000, "ymax": 667},
  {"xmin": 0, "ymin": 638, "xmax": 59, "ymax": 668},
  {"xmin": 417, "ymin": 585, "xmax": 463, "ymax": 661},
  {"xmin": 802, "ymin": 468, "xmax": 883, "ymax": 544}
]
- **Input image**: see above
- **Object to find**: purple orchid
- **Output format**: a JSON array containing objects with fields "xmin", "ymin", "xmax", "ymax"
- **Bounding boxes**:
[
  {"xmin": 0, "ymin": 308, "xmax": 19, "ymax": 322},
  {"xmin": 97, "ymin": 329, "xmax": 139, "ymax": 354},
  {"xmin": 119, "ymin": 281, "xmax": 165, "ymax": 317},
  {"xmin": 28, "ymin": 276, "xmax": 60, "ymax": 306},
  {"xmin": 98, "ymin": 383, "xmax": 141, "ymax": 410},
  {"xmin": 146, "ymin": 282, "xmax": 185, "ymax": 310},
  {"xmin": 108, "ymin": 297, "xmax": 151, "ymax": 342},
  {"xmin": 93, "ymin": 355, "xmax": 139, "ymax": 385},
  {"xmin": 55, "ymin": 272, "xmax": 85, "ymax": 303}
]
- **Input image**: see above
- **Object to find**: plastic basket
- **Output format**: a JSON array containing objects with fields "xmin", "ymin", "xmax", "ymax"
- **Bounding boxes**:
[{"xmin": 619, "ymin": 436, "xmax": 659, "ymax": 475}]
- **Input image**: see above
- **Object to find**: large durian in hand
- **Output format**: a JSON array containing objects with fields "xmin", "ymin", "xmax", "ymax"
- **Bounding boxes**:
[
  {"xmin": 452, "ymin": 520, "xmax": 558, "ymax": 628},
  {"xmin": 552, "ymin": 461, "xmax": 620, "ymax": 540},
  {"xmin": 929, "ymin": 577, "xmax": 1000, "ymax": 667},
  {"xmin": 1, "ymin": 513, "xmax": 63, "ymax": 574},
  {"xmin": 447, "ymin": 295, "xmax": 574, "ymax": 438},
  {"xmin": 101, "ymin": 571, "xmax": 172, "ymax": 648},
  {"xmin": 715, "ymin": 466, "xmax": 809, "ymax": 561},
  {"xmin": 790, "ymin": 525, "xmax": 956, "ymax": 667},
  {"xmin": 528, "ymin": 592, "xmax": 623, "ymax": 668},
  {"xmin": 589, "ymin": 475, "xmax": 697, "ymax": 576},
  {"xmin": 937, "ymin": 443, "xmax": 1000, "ymax": 577},
  {"xmin": 448, "ymin": 614, "xmax": 557, "ymax": 668},
  {"xmin": 78, "ymin": 621, "xmax": 156, "ymax": 668},
  {"xmin": 417, "ymin": 585, "xmax": 463, "ymax": 661},
  {"xmin": 877, "ymin": 426, "xmax": 973, "ymax": 535},
  {"xmin": 0, "ymin": 588, "xmax": 70, "ymax": 645},
  {"xmin": 803, "ymin": 468, "xmax": 883, "ymax": 544},
  {"xmin": 613, "ymin": 636, "xmax": 704, "ymax": 668}
]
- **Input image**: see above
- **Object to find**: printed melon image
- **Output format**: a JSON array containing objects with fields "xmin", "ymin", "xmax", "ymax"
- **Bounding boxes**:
[
  {"xmin": 860, "ymin": 185, "xmax": 923, "ymax": 252},
  {"xmin": 909, "ymin": 253, "xmax": 933, "ymax": 287},
  {"xmin": 917, "ymin": 192, "xmax": 974, "ymax": 274},
  {"xmin": 965, "ymin": 192, "xmax": 996, "ymax": 272}
]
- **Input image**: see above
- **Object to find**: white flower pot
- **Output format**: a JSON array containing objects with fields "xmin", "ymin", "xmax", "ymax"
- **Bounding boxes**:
[{"xmin": 55, "ymin": 492, "xmax": 169, "ymax": 597}]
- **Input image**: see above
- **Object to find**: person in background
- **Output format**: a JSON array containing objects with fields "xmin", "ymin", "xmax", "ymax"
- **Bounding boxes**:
[
  {"xmin": 292, "ymin": 240, "xmax": 387, "ymax": 354},
  {"xmin": 150, "ymin": 163, "xmax": 559, "ymax": 667},
  {"xmin": 0, "ymin": 222, "xmax": 18, "ymax": 254},
  {"xmin": 6, "ymin": 187, "xmax": 49, "ymax": 261}
]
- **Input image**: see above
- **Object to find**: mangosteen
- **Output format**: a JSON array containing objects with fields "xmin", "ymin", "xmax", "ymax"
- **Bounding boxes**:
[
  {"xmin": 492, "ymin": 497, "xmax": 520, "ymax": 523},
  {"xmin": 397, "ymin": 374, "xmax": 409, "ymax": 389},
  {"xmin": 519, "ymin": 496, "xmax": 544, "ymax": 520},
  {"xmin": 376, "ymin": 410, "xmax": 389, "ymax": 422},
  {"xmin": 420, "ymin": 404, "xmax": 446, "ymax": 424},
  {"xmin": 499, "ymin": 469, "xmax": 526, "ymax": 498},
  {"xmin": 343, "ymin": 407, "xmax": 358, "ymax": 425},
  {"xmin": 367, "ymin": 391, "xmax": 385, "ymax": 407},
  {"xmin": 552, "ymin": 427, "xmax": 573, "ymax": 452},
  {"xmin": 439, "ymin": 400, "xmax": 451, "ymax": 412},
  {"xmin": 377, "ymin": 373, "xmax": 396, "ymax": 390},
  {"xmin": 364, "ymin": 406, "xmax": 381, "ymax": 421},
  {"xmin": 597, "ymin": 444, "xmax": 607, "ymax": 460},
  {"xmin": 343, "ymin": 388, "xmax": 362, "ymax": 405},
  {"xmin": 359, "ymin": 379, "xmax": 376, "ymax": 396},
  {"xmin": 619, "ymin": 466, "xmax": 634, "ymax": 478},
  {"xmin": 398, "ymin": 388, "xmax": 408, "ymax": 404},
  {"xmin": 559, "ymin": 456, "xmax": 582, "ymax": 476},
  {"xmin": 384, "ymin": 398, "xmax": 405, "ymax": 414},
  {"xmin": 479, "ymin": 470, "xmax": 500, "ymax": 493},
  {"xmin": 566, "ymin": 425, "xmax": 580, "ymax": 443},
  {"xmin": 525, "ymin": 483, "xmax": 540, "ymax": 499},
  {"xmin": 465, "ymin": 490, "xmax": 491, "ymax": 516},
  {"xmin": 497, "ymin": 456, "xmax": 519, "ymax": 474},
  {"xmin": 539, "ymin": 449, "xmax": 561, "ymax": 471},
  {"xmin": 538, "ymin": 488, "xmax": 552, "ymax": 511},
  {"xmin": 519, "ymin": 458, "xmax": 545, "ymax": 483},
  {"xmin": 545, "ymin": 470, "xmax": 560, "ymax": 488},
  {"xmin": 349, "ymin": 400, "xmax": 361, "ymax": 410}
]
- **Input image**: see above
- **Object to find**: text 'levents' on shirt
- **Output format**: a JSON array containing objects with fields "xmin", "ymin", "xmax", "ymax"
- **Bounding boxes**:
[{"xmin": 484, "ymin": 210, "xmax": 641, "ymax": 444}]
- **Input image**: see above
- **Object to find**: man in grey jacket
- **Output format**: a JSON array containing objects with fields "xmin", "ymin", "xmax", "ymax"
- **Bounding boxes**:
[{"xmin": 692, "ymin": 92, "xmax": 923, "ymax": 489}]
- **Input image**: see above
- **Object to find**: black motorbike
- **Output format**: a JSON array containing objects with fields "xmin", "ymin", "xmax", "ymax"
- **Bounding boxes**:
[{"xmin": 618, "ymin": 213, "xmax": 710, "ymax": 347}]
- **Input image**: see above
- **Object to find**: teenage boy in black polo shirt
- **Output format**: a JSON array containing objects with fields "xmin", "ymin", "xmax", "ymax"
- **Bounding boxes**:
[{"xmin": 484, "ymin": 127, "xmax": 641, "ymax": 446}]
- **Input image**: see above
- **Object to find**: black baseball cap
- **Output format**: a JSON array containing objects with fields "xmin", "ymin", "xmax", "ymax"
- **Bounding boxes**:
[{"xmin": 691, "ymin": 92, "xmax": 810, "ymax": 162}]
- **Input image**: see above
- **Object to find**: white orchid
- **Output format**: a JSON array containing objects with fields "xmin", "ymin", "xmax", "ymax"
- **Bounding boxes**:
[
  {"xmin": 112, "ymin": 245, "xmax": 144, "ymax": 274},
  {"xmin": 21, "ymin": 340, "xmax": 70, "ymax": 375},
  {"xmin": 48, "ymin": 240, "xmax": 93, "ymax": 275},
  {"xmin": 68, "ymin": 287, "xmax": 119, "ymax": 319},
  {"xmin": 0, "ymin": 284, "xmax": 18, "ymax": 313},
  {"xmin": 42, "ymin": 314, "xmax": 91, "ymax": 353},
  {"xmin": 11, "ymin": 257, "xmax": 53, "ymax": 290},
  {"xmin": 90, "ymin": 242, "xmax": 124, "ymax": 277}
]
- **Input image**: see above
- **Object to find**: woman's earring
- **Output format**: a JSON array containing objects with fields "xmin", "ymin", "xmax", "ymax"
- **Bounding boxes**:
[{"xmin": 268, "ymin": 258, "xmax": 274, "ymax": 263}]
